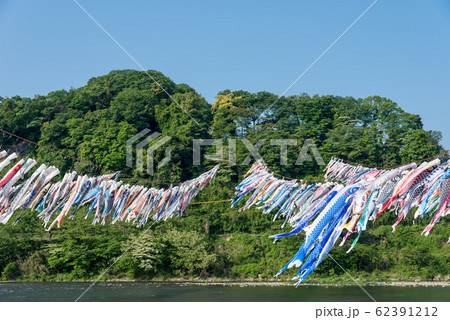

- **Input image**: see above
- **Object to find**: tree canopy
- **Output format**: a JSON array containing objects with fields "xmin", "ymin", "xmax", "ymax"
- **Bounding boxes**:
[{"xmin": 0, "ymin": 69, "xmax": 444, "ymax": 182}]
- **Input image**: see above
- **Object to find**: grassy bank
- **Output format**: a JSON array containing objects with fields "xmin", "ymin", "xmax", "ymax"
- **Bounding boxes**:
[{"xmin": 1, "ymin": 278, "xmax": 449, "ymax": 287}]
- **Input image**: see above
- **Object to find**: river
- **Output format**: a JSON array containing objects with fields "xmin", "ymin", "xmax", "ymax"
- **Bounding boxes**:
[{"xmin": 0, "ymin": 282, "xmax": 448, "ymax": 302}]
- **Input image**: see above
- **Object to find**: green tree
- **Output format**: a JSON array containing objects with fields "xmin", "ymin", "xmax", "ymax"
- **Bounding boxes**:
[
  {"xmin": 165, "ymin": 230, "xmax": 216, "ymax": 275},
  {"xmin": 126, "ymin": 232, "xmax": 165, "ymax": 273},
  {"xmin": 2, "ymin": 262, "xmax": 21, "ymax": 280}
]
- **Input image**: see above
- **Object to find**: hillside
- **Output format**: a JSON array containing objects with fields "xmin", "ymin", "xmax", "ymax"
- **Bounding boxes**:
[{"xmin": 0, "ymin": 70, "xmax": 448, "ymax": 282}]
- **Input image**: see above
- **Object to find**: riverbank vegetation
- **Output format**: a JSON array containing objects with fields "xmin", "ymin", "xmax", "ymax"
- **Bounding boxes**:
[{"xmin": 0, "ymin": 70, "xmax": 448, "ymax": 282}]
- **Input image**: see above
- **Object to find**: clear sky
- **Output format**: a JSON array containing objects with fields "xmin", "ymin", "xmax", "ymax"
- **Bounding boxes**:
[{"xmin": 1, "ymin": 0, "xmax": 449, "ymax": 148}]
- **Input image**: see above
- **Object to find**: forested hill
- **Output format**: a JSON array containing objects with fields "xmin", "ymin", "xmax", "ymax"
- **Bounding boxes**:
[
  {"xmin": 0, "ymin": 70, "xmax": 447, "ymax": 282},
  {"xmin": 0, "ymin": 69, "xmax": 445, "ymax": 184}
]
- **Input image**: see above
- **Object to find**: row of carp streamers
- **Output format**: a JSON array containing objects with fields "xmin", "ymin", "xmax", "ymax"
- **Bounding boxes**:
[
  {"xmin": 232, "ymin": 157, "xmax": 450, "ymax": 286},
  {"xmin": 0, "ymin": 150, "xmax": 220, "ymax": 230}
]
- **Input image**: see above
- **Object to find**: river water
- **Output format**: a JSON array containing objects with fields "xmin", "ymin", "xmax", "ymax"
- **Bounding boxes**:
[{"xmin": 0, "ymin": 282, "xmax": 448, "ymax": 302}]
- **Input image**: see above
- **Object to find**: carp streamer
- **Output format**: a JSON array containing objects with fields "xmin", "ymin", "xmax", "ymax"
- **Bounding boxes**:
[
  {"xmin": 0, "ymin": 150, "xmax": 220, "ymax": 230},
  {"xmin": 232, "ymin": 158, "xmax": 449, "ymax": 286}
]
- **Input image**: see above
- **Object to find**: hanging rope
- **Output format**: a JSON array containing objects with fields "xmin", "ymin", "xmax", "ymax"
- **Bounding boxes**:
[
  {"xmin": 1, "ymin": 127, "xmax": 447, "ymax": 189},
  {"xmin": 0, "ymin": 128, "xmax": 182, "ymax": 186},
  {"xmin": 190, "ymin": 199, "xmax": 231, "ymax": 205},
  {"xmin": 382, "ymin": 151, "xmax": 450, "ymax": 170},
  {"xmin": 264, "ymin": 151, "xmax": 450, "ymax": 181},
  {"xmin": 338, "ymin": 158, "xmax": 380, "ymax": 169}
]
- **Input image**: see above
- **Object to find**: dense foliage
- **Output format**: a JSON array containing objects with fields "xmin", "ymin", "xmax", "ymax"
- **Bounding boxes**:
[{"xmin": 0, "ymin": 70, "xmax": 448, "ymax": 282}]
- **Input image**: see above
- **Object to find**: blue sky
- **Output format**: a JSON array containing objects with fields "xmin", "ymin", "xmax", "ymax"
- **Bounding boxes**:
[{"xmin": 1, "ymin": 0, "xmax": 449, "ymax": 148}]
